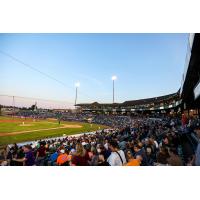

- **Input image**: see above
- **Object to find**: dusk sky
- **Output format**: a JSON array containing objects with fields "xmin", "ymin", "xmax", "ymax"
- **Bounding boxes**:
[{"xmin": 0, "ymin": 33, "xmax": 188, "ymax": 108}]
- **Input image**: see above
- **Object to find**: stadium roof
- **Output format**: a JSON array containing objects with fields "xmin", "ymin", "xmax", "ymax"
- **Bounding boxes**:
[
  {"xmin": 76, "ymin": 92, "xmax": 180, "ymax": 107},
  {"xmin": 122, "ymin": 92, "xmax": 179, "ymax": 106}
]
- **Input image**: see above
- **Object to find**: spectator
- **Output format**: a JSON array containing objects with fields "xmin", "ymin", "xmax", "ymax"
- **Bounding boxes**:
[
  {"xmin": 167, "ymin": 148, "xmax": 183, "ymax": 166},
  {"xmin": 134, "ymin": 143, "xmax": 148, "ymax": 166},
  {"xmin": 98, "ymin": 145, "xmax": 111, "ymax": 160},
  {"xmin": 145, "ymin": 147, "xmax": 154, "ymax": 166},
  {"xmin": 155, "ymin": 147, "xmax": 170, "ymax": 166},
  {"xmin": 14, "ymin": 146, "xmax": 25, "ymax": 166},
  {"xmin": 36, "ymin": 142, "xmax": 46, "ymax": 166},
  {"xmin": 98, "ymin": 154, "xmax": 109, "ymax": 166},
  {"xmin": 0, "ymin": 148, "xmax": 7, "ymax": 166},
  {"xmin": 71, "ymin": 143, "xmax": 89, "ymax": 166},
  {"xmin": 88, "ymin": 146, "xmax": 99, "ymax": 166},
  {"xmin": 57, "ymin": 149, "xmax": 69, "ymax": 166},
  {"xmin": 13, "ymin": 145, "xmax": 35, "ymax": 166},
  {"xmin": 107, "ymin": 140, "xmax": 127, "ymax": 166},
  {"xmin": 125, "ymin": 150, "xmax": 141, "ymax": 166},
  {"xmin": 49, "ymin": 150, "xmax": 59, "ymax": 166}
]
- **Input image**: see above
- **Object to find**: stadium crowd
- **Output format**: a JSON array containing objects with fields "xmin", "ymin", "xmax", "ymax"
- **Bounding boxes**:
[{"xmin": 0, "ymin": 114, "xmax": 200, "ymax": 166}]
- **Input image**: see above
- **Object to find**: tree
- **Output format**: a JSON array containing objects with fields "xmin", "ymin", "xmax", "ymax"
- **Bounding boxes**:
[{"xmin": 29, "ymin": 104, "xmax": 37, "ymax": 111}]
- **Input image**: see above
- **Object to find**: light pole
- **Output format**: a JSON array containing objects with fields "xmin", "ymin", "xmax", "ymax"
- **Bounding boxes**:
[
  {"xmin": 74, "ymin": 82, "xmax": 80, "ymax": 109},
  {"xmin": 111, "ymin": 75, "xmax": 117, "ymax": 104},
  {"xmin": 12, "ymin": 96, "xmax": 15, "ymax": 119}
]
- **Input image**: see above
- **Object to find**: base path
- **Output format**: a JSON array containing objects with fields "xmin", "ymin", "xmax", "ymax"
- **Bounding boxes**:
[{"xmin": 0, "ymin": 124, "xmax": 82, "ymax": 137}]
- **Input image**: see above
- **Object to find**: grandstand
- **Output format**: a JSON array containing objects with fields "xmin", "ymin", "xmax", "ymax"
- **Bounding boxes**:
[{"xmin": 76, "ymin": 92, "xmax": 181, "ymax": 114}]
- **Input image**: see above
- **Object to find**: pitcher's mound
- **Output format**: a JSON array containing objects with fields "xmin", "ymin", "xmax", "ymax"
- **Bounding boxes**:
[{"xmin": 63, "ymin": 125, "xmax": 82, "ymax": 128}]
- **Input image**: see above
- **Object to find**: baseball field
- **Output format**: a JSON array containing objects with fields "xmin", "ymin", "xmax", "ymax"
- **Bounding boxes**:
[{"xmin": 0, "ymin": 116, "xmax": 108, "ymax": 147}]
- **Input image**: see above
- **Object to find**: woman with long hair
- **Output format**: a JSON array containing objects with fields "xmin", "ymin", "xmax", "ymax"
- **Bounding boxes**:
[{"xmin": 70, "ymin": 143, "xmax": 89, "ymax": 166}]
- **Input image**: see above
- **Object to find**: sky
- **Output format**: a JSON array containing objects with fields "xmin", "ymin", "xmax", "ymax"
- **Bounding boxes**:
[{"xmin": 0, "ymin": 33, "xmax": 188, "ymax": 108}]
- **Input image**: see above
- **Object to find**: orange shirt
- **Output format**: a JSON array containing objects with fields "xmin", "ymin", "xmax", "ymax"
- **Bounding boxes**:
[
  {"xmin": 126, "ymin": 159, "xmax": 140, "ymax": 166},
  {"xmin": 57, "ymin": 153, "xmax": 68, "ymax": 165}
]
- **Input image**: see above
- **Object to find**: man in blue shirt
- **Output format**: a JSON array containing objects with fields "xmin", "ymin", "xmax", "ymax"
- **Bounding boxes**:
[
  {"xmin": 49, "ymin": 151, "xmax": 59, "ymax": 166},
  {"xmin": 13, "ymin": 145, "xmax": 35, "ymax": 166}
]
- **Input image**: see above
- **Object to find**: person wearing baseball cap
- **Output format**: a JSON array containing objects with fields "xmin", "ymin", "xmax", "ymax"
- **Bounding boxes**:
[{"xmin": 56, "ymin": 149, "xmax": 69, "ymax": 166}]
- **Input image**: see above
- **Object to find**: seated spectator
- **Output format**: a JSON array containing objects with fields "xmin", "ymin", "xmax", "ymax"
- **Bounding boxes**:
[
  {"xmin": 98, "ymin": 144, "xmax": 111, "ymax": 160},
  {"xmin": 155, "ymin": 147, "xmax": 170, "ymax": 166},
  {"xmin": 119, "ymin": 138, "xmax": 127, "ymax": 151},
  {"xmin": 133, "ymin": 143, "xmax": 148, "ymax": 166},
  {"xmin": 14, "ymin": 146, "xmax": 25, "ymax": 166},
  {"xmin": 67, "ymin": 149, "xmax": 76, "ymax": 163},
  {"xmin": 13, "ymin": 145, "xmax": 35, "ymax": 166},
  {"xmin": 107, "ymin": 140, "xmax": 127, "ymax": 166},
  {"xmin": 98, "ymin": 154, "xmax": 109, "ymax": 166},
  {"xmin": 71, "ymin": 143, "xmax": 89, "ymax": 166},
  {"xmin": 88, "ymin": 147, "xmax": 99, "ymax": 166},
  {"xmin": 6, "ymin": 146, "xmax": 15, "ymax": 166},
  {"xmin": 167, "ymin": 148, "xmax": 183, "ymax": 166},
  {"xmin": 36, "ymin": 142, "xmax": 46, "ymax": 166},
  {"xmin": 125, "ymin": 150, "xmax": 141, "ymax": 166},
  {"xmin": 57, "ymin": 149, "xmax": 69, "ymax": 166},
  {"xmin": 0, "ymin": 149, "xmax": 7, "ymax": 166},
  {"xmin": 49, "ymin": 151, "xmax": 59, "ymax": 166},
  {"xmin": 145, "ymin": 147, "xmax": 154, "ymax": 166}
]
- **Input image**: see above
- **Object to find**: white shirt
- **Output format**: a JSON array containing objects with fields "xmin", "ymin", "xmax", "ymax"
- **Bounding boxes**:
[
  {"xmin": 107, "ymin": 150, "xmax": 127, "ymax": 166},
  {"xmin": 104, "ymin": 143, "xmax": 109, "ymax": 150}
]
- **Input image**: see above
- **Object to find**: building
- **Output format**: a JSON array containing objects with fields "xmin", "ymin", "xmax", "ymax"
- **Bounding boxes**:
[{"xmin": 76, "ymin": 92, "xmax": 181, "ymax": 115}]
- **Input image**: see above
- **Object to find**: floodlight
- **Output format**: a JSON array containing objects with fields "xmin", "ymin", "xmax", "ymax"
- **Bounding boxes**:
[
  {"xmin": 111, "ymin": 75, "xmax": 117, "ymax": 81},
  {"xmin": 75, "ymin": 82, "xmax": 80, "ymax": 87}
]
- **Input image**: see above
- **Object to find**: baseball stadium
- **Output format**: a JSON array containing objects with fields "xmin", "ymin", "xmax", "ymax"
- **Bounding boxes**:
[{"xmin": 0, "ymin": 33, "xmax": 200, "ymax": 166}]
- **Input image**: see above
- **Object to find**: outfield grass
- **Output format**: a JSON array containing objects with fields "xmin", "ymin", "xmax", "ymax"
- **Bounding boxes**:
[
  {"xmin": 0, "ymin": 121, "xmax": 63, "ymax": 133},
  {"xmin": 0, "ymin": 117, "xmax": 108, "ymax": 146}
]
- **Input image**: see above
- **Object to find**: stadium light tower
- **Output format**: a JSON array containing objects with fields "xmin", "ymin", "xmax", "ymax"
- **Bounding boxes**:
[
  {"xmin": 75, "ymin": 82, "xmax": 80, "ymax": 108},
  {"xmin": 111, "ymin": 75, "xmax": 117, "ymax": 104}
]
